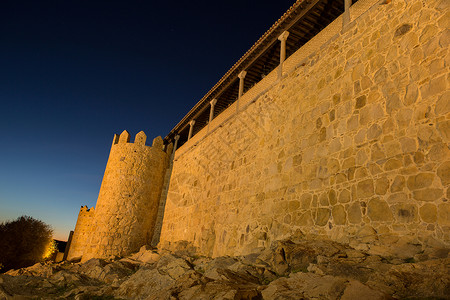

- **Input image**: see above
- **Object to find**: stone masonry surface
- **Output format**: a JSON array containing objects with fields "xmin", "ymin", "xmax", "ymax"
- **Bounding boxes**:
[
  {"xmin": 159, "ymin": 0, "xmax": 450, "ymax": 257},
  {"xmin": 71, "ymin": 131, "xmax": 170, "ymax": 261},
  {"xmin": 66, "ymin": 206, "xmax": 95, "ymax": 260}
]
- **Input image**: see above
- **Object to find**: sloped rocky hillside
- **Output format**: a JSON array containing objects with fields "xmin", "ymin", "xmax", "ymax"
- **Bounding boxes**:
[{"xmin": 0, "ymin": 236, "xmax": 448, "ymax": 299}]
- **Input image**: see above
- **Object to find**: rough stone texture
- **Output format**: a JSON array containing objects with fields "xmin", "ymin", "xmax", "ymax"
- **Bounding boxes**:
[
  {"xmin": 69, "ymin": 130, "xmax": 170, "ymax": 261},
  {"xmin": 66, "ymin": 206, "xmax": 95, "ymax": 260},
  {"xmin": 1, "ymin": 237, "xmax": 448, "ymax": 300},
  {"xmin": 159, "ymin": 0, "xmax": 450, "ymax": 257}
]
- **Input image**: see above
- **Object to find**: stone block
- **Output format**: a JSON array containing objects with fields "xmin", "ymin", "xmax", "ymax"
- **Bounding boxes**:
[
  {"xmin": 332, "ymin": 205, "xmax": 346, "ymax": 225},
  {"xmin": 356, "ymin": 149, "xmax": 368, "ymax": 165},
  {"xmin": 319, "ymin": 193, "xmax": 329, "ymax": 206},
  {"xmin": 407, "ymin": 173, "xmax": 435, "ymax": 190},
  {"xmin": 328, "ymin": 189, "xmax": 337, "ymax": 205},
  {"xmin": 315, "ymin": 208, "xmax": 330, "ymax": 226},
  {"xmin": 368, "ymin": 198, "xmax": 393, "ymax": 221},
  {"xmin": 361, "ymin": 76, "xmax": 372, "ymax": 91},
  {"xmin": 388, "ymin": 60, "xmax": 400, "ymax": 75},
  {"xmin": 420, "ymin": 75, "xmax": 447, "ymax": 99},
  {"xmin": 399, "ymin": 31, "xmax": 419, "ymax": 51},
  {"xmin": 387, "ymin": 193, "xmax": 408, "ymax": 203},
  {"xmin": 295, "ymin": 211, "xmax": 313, "ymax": 226},
  {"xmin": 438, "ymin": 11, "xmax": 450, "ymax": 29},
  {"xmin": 385, "ymin": 93, "xmax": 402, "ymax": 114},
  {"xmin": 422, "ymin": 36, "xmax": 440, "ymax": 57},
  {"xmin": 410, "ymin": 47, "xmax": 424, "ymax": 65},
  {"xmin": 384, "ymin": 158, "xmax": 402, "ymax": 171},
  {"xmin": 347, "ymin": 115, "xmax": 359, "ymax": 131},
  {"xmin": 289, "ymin": 200, "xmax": 300, "ymax": 212},
  {"xmin": 332, "ymin": 93, "xmax": 341, "ymax": 105},
  {"xmin": 419, "ymin": 203, "xmax": 437, "ymax": 223},
  {"xmin": 293, "ymin": 154, "xmax": 302, "ymax": 166},
  {"xmin": 382, "ymin": 118, "xmax": 395, "ymax": 134},
  {"xmin": 435, "ymin": 91, "xmax": 450, "ymax": 115},
  {"xmin": 413, "ymin": 188, "xmax": 443, "ymax": 202},
  {"xmin": 357, "ymin": 179, "xmax": 374, "ymax": 198},
  {"xmin": 393, "ymin": 203, "xmax": 418, "ymax": 223},
  {"xmin": 420, "ymin": 24, "xmax": 439, "ymax": 43},
  {"xmin": 352, "ymin": 63, "xmax": 365, "ymax": 81},
  {"xmin": 394, "ymin": 24, "xmax": 412, "ymax": 38},
  {"xmin": 327, "ymin": 158, "xmax": 340, "ymax": 174},
  {"xmin": 354, "ymin": 129, "xmax": 366, "ymax": 145},
  {"xmin": 437, "ymin": 120, "xmax": 450, "ymax": 141},
  {"xmin": 437, "ymin": 161, "xmax": 450, "ymax": 185},
  {"xmin": 348, "ymin": 202, "xmax": 362, "ymax": 224},
  {"xmin": 370, "ymin": 54, "xmax": 385, "ymax": 72},
  {"xmin": 390, "ymin": 175, "xmax": 405, "ymax": 193},
  {"xmin": 355, "ymin": 95, "xmax": 367, "ymax": 109},
  {"xmin": 342, "ymin": 157, "xmax": 356, "ymax": 170},
  {"xmin": 429, "ymin": 58, "xmax": 445, "ymax": 75},
  {"xmin": 367, "ymin": 124, "xmax": 382, "ymax": 140},
  {"xmin": 300, "ymin": 194, "xmax": 312, "ymax": 209},
  {"xmin": 439, "ymin": 28, "xmax": 450, "ymax": 48},
  {"xmin": 375, "ymin": 177, "xmax": 389, "ymax": 195},
  {"xmin": 373, "ymin": 67, "xmax": 388, "ymax": 84},
  {"xmin": 396, "ymin": 108, "xmax": 413, "ymax": 128},
  {"xmin": 339, "ymin": 189, "xmax": 351, "ymax": 204},
  {"xmin": 336, "ymin": 173, "xmax": 348, "ymax": 184},
  {"xmin": 403, "ymin": 83, "xmax": 418, "ymax": 106},
  {"xmin": 400, "ymin": 137, "xmax": 417, "ymax": 153},
  {"xmin": 355, "ymin": 167, "xmax": 368, "ymax": 179},
  {"xmin": 437, "ymin": 203, "xmax": 450, "ymax": 226}
]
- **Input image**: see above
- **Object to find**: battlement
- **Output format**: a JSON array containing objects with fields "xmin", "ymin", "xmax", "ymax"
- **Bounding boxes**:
[
  {"xmin": 79, "ymin": 205, "xmax": 94, "ymax": 213},
  {"xmin": 112, "ymin": 130, "xmax": 170, "ymax": 153}
]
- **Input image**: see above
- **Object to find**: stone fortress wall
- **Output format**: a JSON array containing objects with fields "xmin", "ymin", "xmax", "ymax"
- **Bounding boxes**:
[
  {"xmin": 69, "ymin": 131, "xmax": 171, "ymax": 261},
  {"xmin": 159, "ymin": 0, "xmax": 450, "ymax": 257},
  {"xmin": 66, "ymin": 206, "xmax": 95, "ymax": 260}
]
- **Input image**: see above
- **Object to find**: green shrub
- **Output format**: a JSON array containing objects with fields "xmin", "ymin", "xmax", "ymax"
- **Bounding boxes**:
[{"xmin": 0, "ymin": 216, "xmax": 53, "ymax": 272}]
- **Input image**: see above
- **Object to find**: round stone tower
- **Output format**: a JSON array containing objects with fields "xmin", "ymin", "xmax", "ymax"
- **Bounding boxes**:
[{"xmin": 82, "ymin": 130, "xmax": 170, "ymax": 260}]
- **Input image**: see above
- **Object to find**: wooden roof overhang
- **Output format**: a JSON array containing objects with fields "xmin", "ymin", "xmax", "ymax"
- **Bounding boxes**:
[{"xmin": 165, "ymin": 0, "xmax": 355, "ymax": 146}]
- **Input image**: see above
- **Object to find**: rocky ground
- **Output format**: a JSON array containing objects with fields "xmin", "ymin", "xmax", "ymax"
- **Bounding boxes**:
[{"xmin": 0, "ymin": 237, "xmax": 449, "ymax": 300}]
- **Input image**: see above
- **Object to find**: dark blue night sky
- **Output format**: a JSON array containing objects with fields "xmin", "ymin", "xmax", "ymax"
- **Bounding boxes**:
[{"xmin": 0, "ymin": 0, "xmax": 296, "ymax": 239}]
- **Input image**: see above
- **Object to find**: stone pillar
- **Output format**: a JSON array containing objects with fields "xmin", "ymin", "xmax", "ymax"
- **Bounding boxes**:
[
  {"xmin": 209, "ymin": 99, "xmax": 217, "ymax": 124},
  {"xmin": 238, "ymin": 71, "xmax": 247, "ymax": 99},
  {"xmin": 343, "ymin": 0, "xmax": 352, "ymax": 28},
  {"xmin": 173, "ymin": 135, "xmax": 180, "ymax": 151},
  {"xmin": 278, "ymin": 31, "xmax": 290, "ymax": 79},
  {"xmin": 188, "ymin": 120, "xmax": 195, "ymax": 140},
  {"xmin": 171, "ymin": 135, "xmax": 180, "ymax": 160}
]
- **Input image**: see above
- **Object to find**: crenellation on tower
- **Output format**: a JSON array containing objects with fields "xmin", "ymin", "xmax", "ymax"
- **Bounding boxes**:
[
  {"xmin": 112, "ymin": 134, "xmax": 120, "ymax": 145},
  {"xmin": 118, "ymin": 130, "xmax": 130, "ymax": 144},
  {"xmin": 79, "ymin": 205, "xmax": 93, "ymax": 213},
  {"xmin": 74, "ymin": 130, "xmax": 171, "ymax": 261},
  {"xmin": 134, "ymin": 131, "xmax": 147, "ymax": 145},
  {"xmin": 152, "ymin": 136, "xmax": 164, "ymax": 149}
]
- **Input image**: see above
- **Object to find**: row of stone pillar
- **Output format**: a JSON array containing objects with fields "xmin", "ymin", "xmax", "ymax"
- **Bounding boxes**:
[
  {"xmin": 183, "ymin": 30, "xmax": 290, "ymax": 144},
  {"xmin": 176, "ymin": 0, "xmax": 354, "ymax": 149}
]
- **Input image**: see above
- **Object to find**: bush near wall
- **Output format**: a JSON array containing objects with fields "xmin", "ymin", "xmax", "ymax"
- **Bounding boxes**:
[{"xmin": 0, "ymin": 216, "xmax": 53, "ymax": 272}]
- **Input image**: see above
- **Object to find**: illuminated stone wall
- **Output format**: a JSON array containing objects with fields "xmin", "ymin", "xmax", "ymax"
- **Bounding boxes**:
[
  {"xmin": 66, "ymin": 206, "xmax": 95, "ymax": 260},
  {"xmin": 78, "ymin": 131, "xmax": 170, "ymax": 261},
  {"xmin": 159, "ymin": 0, "xmax": 450, "ymax": 257}
]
